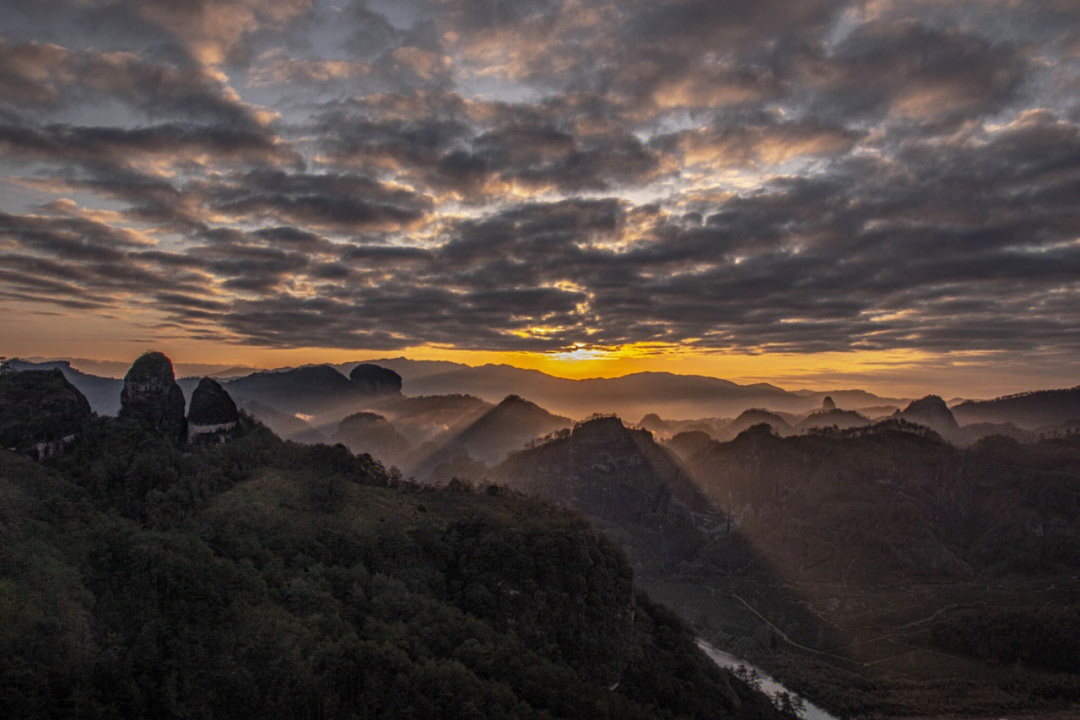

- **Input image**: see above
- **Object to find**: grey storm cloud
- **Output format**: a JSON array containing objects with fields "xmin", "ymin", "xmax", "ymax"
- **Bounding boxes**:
[{"xmin": 1, "ymin": 0, "xmax": 1080, "ymax": 358}]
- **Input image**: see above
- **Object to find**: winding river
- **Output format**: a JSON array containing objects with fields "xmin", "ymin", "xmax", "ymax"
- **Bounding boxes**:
[{"xmin": 696, "ymin": 639, "xmax": 839, "ymax": 720}]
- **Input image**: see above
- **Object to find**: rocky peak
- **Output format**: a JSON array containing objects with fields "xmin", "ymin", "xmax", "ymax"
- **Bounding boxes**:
[
  {"xmin": 822, "ymin": 395, "xmax": 836, "ymax": 411},
  {"xmin": 119, "ymin": 351, "xmax": 187, "ymax": 440},
  {"xmin": 1, "ymin": 369, "xmax": 92, "ymax": 458},
  {"xmin": 187, "ymin": 377, "xmax": 239, "ymax": 438},
  {"xmin": 573, "ymin": 415, "xmax": 630, "ymax": 442},
  {"xmin": 349, "ymin": 364, "xmax": 402, "ymax": 395},
  {"xmin": 638, "ymin": 413, "xmax": 664, "ymax": 430},
  {"xmin": 897, "ymin": 395, "xmax": 959, "ymax": 436}
]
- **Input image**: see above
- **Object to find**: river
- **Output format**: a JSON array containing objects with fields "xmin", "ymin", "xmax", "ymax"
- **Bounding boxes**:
[{"xmin": 696, "ymin": 639, "xmax": 839, "ymax": 720}]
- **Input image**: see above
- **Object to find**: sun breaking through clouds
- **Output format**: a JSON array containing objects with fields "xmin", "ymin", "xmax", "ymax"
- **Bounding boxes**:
[{"xmin": 2, "ymin": 0, "xmax": 1080, "ymax": 395}]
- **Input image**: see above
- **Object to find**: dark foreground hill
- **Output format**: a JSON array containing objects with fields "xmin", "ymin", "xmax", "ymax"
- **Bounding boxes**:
[
  {"xmin": 0, "ymin": 385, "xmax": 786, "ymax": 719},
  {"xmin": 489, "ymin": 416, "xmax": 727, "ymax": 577}
]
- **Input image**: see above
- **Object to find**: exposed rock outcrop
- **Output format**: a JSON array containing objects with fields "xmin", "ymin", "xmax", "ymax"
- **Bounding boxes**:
[
  {"xmin": 119, "ymin": 351, "xmax": 187, "ymax": 440},
  {"xmin": 0, "ymin": 369, "xmax": 92, "ymax": 459},
  {"xmin": 187, "ymin": 377, "xmax": 239, "ymax": 441},
  {"xmin": 349, "ymin": 363, "xmax": 403, "ymax": 395},
  {"xmin": 822, "ymin": 395, "xmax": 836, "ymax": 411}
]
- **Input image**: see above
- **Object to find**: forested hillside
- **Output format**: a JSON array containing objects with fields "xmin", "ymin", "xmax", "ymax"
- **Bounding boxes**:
[{"xmin": 0, "ymin": 389, "xmax": 787, "ymax": 719}]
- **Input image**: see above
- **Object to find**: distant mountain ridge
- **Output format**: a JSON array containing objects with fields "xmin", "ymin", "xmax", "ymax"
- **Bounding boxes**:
[
  {"xmin": 12, "ymin": 357, "xmax": 1075, "ymax": 449},
  {"xmin": 352, "ymin": 358, "xmax": 909, "ymax": 420},
  {"xmin": 5, "ymin": 356, "xmax": 910, "ymax": 423},
  {"xmin": 953, "ymin": 386, "xmax": 1080, "ymax": 429}
]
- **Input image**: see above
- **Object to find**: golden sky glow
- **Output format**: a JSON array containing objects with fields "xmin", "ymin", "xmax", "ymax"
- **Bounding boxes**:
[{"xmin": 1, "ymin": 302, "xmax": 1057, "ymax": 399}]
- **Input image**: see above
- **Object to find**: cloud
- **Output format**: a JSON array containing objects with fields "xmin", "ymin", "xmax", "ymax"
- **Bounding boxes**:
[
  {"xmin": 795, "ymin": 18, "xmax": 1031, "ymax": 127},
  {"xmin": 0, "ymin": 122, "xmax": 301, "ymax": 173},
  {"xmin": 198, "ymin": 169, "xmax": 433, "ymax": 231},
  {"xmin": 2, "ymin": 0, "xmax": 1080, "ymax": 376}
]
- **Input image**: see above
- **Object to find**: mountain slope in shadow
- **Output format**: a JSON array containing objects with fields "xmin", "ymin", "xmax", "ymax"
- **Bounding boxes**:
[{"xmin": 412, "ymin": 395, "xmax": 572, "ymax": 482}]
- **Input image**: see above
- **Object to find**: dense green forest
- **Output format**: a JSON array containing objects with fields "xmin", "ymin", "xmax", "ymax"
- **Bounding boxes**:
[{"xmin": 0, "ymin": 410, "xmax": 788, "ymax": 720}]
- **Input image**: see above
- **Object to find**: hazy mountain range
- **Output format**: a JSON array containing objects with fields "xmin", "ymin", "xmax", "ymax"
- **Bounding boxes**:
[
  {"xmin": 7, "ymin": 357, "xmax": 1079, "ymax": 479},
  {"xmin": 16, "ymin": 355, "xmax": 910, "ymax": 419},
  {"xmin": 5, "ymin": 350, "xmax": 1080, "ymax": 719}
]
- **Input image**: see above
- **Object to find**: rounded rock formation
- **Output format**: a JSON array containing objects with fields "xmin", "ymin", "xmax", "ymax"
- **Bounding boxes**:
[
  {"xmin": 822, "ymin": 396, "xmax": 836, "ymax": 411},
  {"xmin": 897, "ymin": 395, "xmax": 959, "ymax": 438},
  {"xmin": 119, "ymin": 351, "xmax": 187, "ymax": 440},
  {"xmin": 349, "ymin": 364, "xmax": 402, "ymax": 395},
  {"xmin": 187, "ymin": 377, "xmax": 239, "ymax": 440}
]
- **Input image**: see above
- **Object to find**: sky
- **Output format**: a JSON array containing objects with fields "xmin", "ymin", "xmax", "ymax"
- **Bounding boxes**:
[{"xmin": 2, "ymin": 0, "xmax": 1080, "ymax": 398}]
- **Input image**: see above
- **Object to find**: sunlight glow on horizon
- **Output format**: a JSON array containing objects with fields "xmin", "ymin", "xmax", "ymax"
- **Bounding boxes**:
[{"xmin": 3, "ymin": 307, "xmax": 1050, "ymax": 400}]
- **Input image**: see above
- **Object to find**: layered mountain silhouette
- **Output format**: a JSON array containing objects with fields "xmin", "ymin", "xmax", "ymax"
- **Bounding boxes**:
[
  {"xmin": 3, "ymin": 351, "xmax": 248, "ymax": 452},
  {"xmin": 953, "ymin": 386, "xmax": 1080, "ymax": 429},
  {"xmin": 1, "ymin": 354, "xmax": 792, "ymax": 720},
  {"xmin": 235, "ymin": 398, "xmax": 324, "ymax": 443},
  {"xmin": 7, "ymin": 350, "xmax": 1080, "ymax": 718},
  {"xmin": 795, "ymin": 408, "xmax": 871, "ymax": 432},
  {"xmin": 359, "ymin": 358, "xmax": 907, "ymax": 419},
  {"xmin": 719, "ymin": 409, "xmax": 793, "ymax": 439},
  {"xmin": 411, "ymin": 395, "xmax": 572, "ymax": 482},
  {"xmin": 8, "ymin": 355, "xmax": 1077, "ymax": 459},
  {"xmin": 638, "ymin": 413, "xmax": 727, "ymax": 440},
  {"xmin": 222, "ymin": 364, "xmax": 397, "ymax": 420}
]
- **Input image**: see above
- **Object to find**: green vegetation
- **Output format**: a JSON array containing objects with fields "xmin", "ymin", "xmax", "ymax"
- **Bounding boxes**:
[
  {"xmin": 0, "ymin": 413, "xmax": 787, "ymax": 720},
  {"xmin": 0, "ymin": 369, "xmax": 91, "ymax": 452}
]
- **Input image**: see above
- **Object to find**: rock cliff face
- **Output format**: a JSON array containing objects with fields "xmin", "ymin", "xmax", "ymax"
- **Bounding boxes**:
[
  {"xmin": 349, "ymin": 363, "xmax": 403, "ymax": 394},
  {"xmin": 119, "ymin": 351, "xmax": 187, "ymax": 440},
  {"xmin": 187, "ymin": 377, "xmax": 239, "ymax": 440},
  {"xmin": 0, "ymin": 369, "xmax": 92, "ymax": 458}
]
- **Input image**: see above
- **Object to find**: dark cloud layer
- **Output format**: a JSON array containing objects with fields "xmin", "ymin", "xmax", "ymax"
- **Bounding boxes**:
[{"xmin": 2, "ymin": 0, "xmax": 1080, "ymax": 362}]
